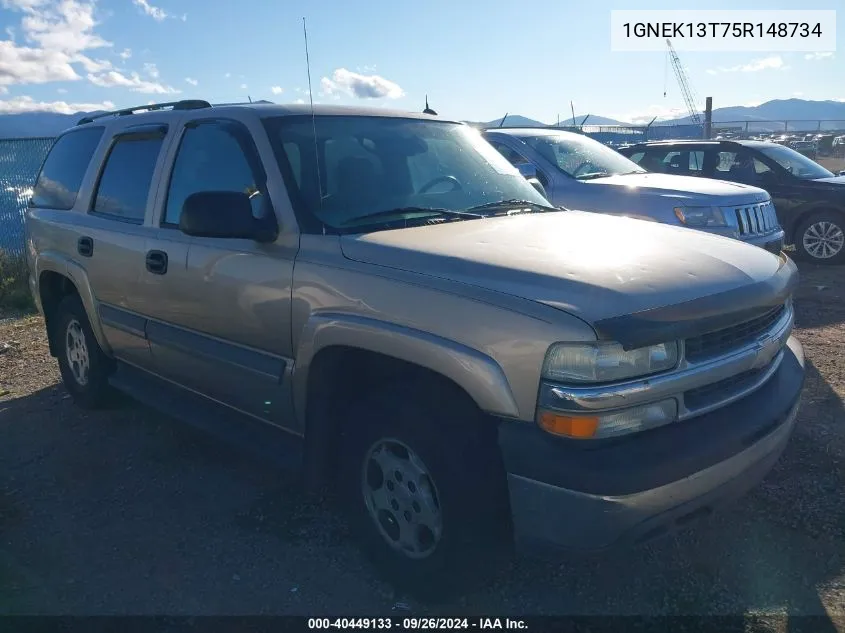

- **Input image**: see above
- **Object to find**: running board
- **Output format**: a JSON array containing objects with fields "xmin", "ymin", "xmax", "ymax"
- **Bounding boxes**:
[{"xmin": 109, "ymin": 362, "xmax": 303, "ymax": 471}]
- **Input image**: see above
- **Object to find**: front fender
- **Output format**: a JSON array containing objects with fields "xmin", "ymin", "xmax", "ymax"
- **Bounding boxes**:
[
  {"xmin": 34, "ymin": 250, "xmax": 112, "ymax": 356},
  {"xmin": 292, "ymin": 312, "xmax": 521, "ymax": 425}
]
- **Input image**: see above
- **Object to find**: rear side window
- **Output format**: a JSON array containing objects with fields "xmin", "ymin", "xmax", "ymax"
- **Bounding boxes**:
[
  {"xmin": 92, "ymin": 135, "xmax": 165, "ymax": 223},
  {"xmin": 31, "ymin": 127, "xmax": 104, "ymax": 210}
]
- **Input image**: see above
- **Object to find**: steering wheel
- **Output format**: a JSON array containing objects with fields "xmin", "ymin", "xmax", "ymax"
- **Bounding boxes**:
[
  {"xmin": 418, "ymin": 175, "xmax": 463, "ymax": 194},
  {"xmin": 571, "ymin": 162, "xmax": 596, "ymax": 178}
]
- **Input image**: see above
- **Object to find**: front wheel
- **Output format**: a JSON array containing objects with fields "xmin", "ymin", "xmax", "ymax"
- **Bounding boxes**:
[
  {"xmin": 793, "ymin": 211, "xmax": 845, "ymax": 264},
  {"xmin": 339, "ymin": 386, "xmax": 512, "ymax": 600}
]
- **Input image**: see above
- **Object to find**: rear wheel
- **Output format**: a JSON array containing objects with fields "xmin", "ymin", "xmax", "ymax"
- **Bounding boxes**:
[
  {"xmin": 339, "ymin": 384, "xmax": 512, "ymax": 600},
  {"xmin": 794, "ymin": 211, "xmax": 845, "ymax": 264},
  {"xmin": 55, "ymin": 295, "xmax": 115, "ymax": 408}
]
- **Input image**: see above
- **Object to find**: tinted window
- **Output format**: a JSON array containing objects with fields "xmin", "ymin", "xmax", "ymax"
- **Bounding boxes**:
[
  {"xmin": 92, "ymin": 136, "xmax": 164, "ymax": 222},
  {"xmin": 165, "ymin": 122, "xmax": 265, "ymax": 226},
  {"xmin": 32, "ymin": 127, "xmax": 104, "ymax": 210},
  {"xmin": 488, "ymin": 140, "xmax": 530, "ymax": 166}
]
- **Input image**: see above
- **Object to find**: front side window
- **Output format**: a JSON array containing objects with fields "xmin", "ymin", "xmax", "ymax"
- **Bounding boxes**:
[
  {"xmin": 92, "ymin": 134, "xmax": 164, "ymax": 223},
  {"xmin": 164, "ymin": 122, "xmax": 267, "ymax": 226},
  {"xmin": 520, "ymin": 133, "xmax": 645, "ymax": 180},
  {"xmin": 264, "ymin": 116, "xmax": 553, "ymax": 233},
  {"xmin": 32, "ymin": 127, "xmax": 104, "ymax": 210}
]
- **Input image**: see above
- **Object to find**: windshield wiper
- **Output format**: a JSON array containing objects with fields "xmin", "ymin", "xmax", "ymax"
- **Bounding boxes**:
[
  {"xmin": 465, "ymin": 199, "xmax": 556, "ymax": 214},
  {"xmin": 339, "ymin": 207, "xmax": 483, "ymax": 227},
  {"xmin": 575, "ymin": 172, "xmax": 611, "ymax": 180}
]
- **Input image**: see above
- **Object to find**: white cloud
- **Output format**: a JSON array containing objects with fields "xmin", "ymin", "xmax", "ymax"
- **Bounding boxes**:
[
  {"xmin": 793, "ymin": 91, "xmax": 804, "ymax": 97},
  {"xmin": 295, "ymin": 98, "xmax": 305, "ymax": 104},
  {"xmin": 119, "ymin": 48, "xmax": 131, "ymax": 60},
  {"xmin": 240, "ymin": 83, "xmax": 247, "ymax": 90},
  {"xmin": 143, "ymin": 62, "xmax": 158, "ymax": 78},
  {"xmin": 270, "ymin": 85, "xmax": 283, "ymax": 95},
  {"xmin": 185, "ymin": 77, "xmax": 198, "ymax": 86},
  {"xmin": 87, "ymin": 69, "xmax": 179, "ymax": 94},
  {"xmin": 709, "ymin": 56, "xmax": 786, "ymax": 74},
  {"xmin": 56, "ymin": 87, "xmax": 66, "ymax": 93},
  {"xmin": 0, "ymin": 94, "xmax": 114, "ymax": 114},
  {"xmin": 320, "ymin": 68, "xmax": 404, "ymax": 99},
  {"xmin": 132, "ymin": 0, "xmax": 167, "ymax": 21},
  {"xmin": 804, "ymin": 52, "xmax": 834, "ymax": 61},
  {"xmin": 224, "ymin": 72, "xmax": 231, "ymax": 78},
  {"xmin": 0, "ymin": 0, "xmax": 113, "ymax": 88},
  {"xmin": 180, "ymin": 13, "xmax": 186, "ymax": 21}
]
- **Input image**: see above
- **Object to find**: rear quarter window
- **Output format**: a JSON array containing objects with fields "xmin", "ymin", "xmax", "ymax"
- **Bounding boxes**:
[{"xmin": 31, "ymin": 127, "xmax": 104, "ymax": 210}]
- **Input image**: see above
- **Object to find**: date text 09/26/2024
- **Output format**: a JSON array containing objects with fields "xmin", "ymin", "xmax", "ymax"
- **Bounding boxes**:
[{"xmin": 307, "ymin": 618, "xmax": 528, "ymax": 630}]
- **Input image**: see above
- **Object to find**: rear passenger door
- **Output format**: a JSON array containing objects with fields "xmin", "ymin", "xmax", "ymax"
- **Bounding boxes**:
[
  {"xmin": 60, "ymin": 124, "xmax": 171, "ymax": 368},
  {"xmin": 143, "ymin": 117, "xmax": 297, "ymax": 426}
]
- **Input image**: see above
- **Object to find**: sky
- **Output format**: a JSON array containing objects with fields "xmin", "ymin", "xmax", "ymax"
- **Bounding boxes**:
[{"xmin": 0, "ymin": 0, "xmax": 842, "ymax": 124}]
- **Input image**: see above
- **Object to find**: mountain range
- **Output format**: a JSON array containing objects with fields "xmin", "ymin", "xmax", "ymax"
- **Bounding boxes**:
[
  {"xmin": 469, "ymin": 99, "xmax": 845, "ymax": 130},
  {"xmin": 1, "ymin": 99, "xmax": 844, "ymax": 137}
]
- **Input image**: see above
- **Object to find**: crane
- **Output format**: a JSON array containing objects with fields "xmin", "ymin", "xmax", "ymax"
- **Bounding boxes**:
[{"xmin": 665, "ymin": 38, "xmax": 702, "ymax": 126}]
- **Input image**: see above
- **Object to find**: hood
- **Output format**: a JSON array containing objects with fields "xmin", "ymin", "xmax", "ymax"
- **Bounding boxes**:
[
  {"xmin": 340, "ymin": 211, "xmax": 784, "ymax": 325},
  {"xmin": 813, "ymin": 175, "xmax": 845, "ymax": 185},
  {"xmin": 585, "ymin": 172, "xmax": 770, "ymax": 204}
]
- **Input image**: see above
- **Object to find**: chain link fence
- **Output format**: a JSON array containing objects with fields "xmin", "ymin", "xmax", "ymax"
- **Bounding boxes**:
[{"xmin": 0, "ymin": 137, "xmax": 54, "ymax": 310}]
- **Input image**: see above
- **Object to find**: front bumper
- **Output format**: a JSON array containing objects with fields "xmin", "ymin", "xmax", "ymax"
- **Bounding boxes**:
[
  {"xmin": 742, "ymin": 228, "xmax": 785, "ymax": 255},
  {"xmin": 499, "ymin": 335, "xmax": 804, "ymax": 552}
]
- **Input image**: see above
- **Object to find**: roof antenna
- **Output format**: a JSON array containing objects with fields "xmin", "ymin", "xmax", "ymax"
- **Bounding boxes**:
[
  {"xmin": 423, "ymin": 95, "xmax": 437, "ymax": 115},
  {"xmin": 498, "ymin": 112, "xmax": 508, "ymax": 128},
  {"xmin": 303, "ymin": 17, "xmax": 325, "ymax": 231},
  {"xmin": 248, "ymin": 95, "xmax": 253, "ymax": 103}
]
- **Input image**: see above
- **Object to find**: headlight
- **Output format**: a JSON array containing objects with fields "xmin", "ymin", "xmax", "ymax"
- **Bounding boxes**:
[
  {"xmin": 542, "ymin": 341, "xmax": 679, "ymax": 384},
  {"xmin": 673, "ymin": 206, "xmax": 727, "ymax": 227}
]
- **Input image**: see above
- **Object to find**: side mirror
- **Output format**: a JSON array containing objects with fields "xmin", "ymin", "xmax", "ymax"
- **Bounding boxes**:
[
  {"xmin": 516, "ymin": 162, "xmax": 538, "ymax": 180},
  {"xmin": 526, "ymin": 177, "xmax": 548, "ymax": 200},
  {"xmin": 179, "ymin": 191, "xmax": 277, "ymax": 242},
  {"xmin": 838, "ymin": 170, "xmax": 845, "ymax": 177}
]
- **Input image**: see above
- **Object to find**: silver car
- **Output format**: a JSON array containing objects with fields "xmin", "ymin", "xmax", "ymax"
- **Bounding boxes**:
[{"xmin": 484, "ymin": 128, "xmax": 786, "ymax": 254}]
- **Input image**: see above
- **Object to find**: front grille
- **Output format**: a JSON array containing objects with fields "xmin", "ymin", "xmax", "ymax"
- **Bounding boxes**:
[
  {"xmin": 684, "ymin": 361, "xmax": 773, "ymax": 410},
  {"xmin": 684, "ymin": 304, "xmax": 787, "ymax": 362},
  {"xmin": 729, "ymin": 201, "xmax": 778, "ymax": 236}
]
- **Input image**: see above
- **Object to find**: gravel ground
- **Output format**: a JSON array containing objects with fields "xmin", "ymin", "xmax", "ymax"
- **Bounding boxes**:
[{"xmin": 0, "ymin": 264, "xmax": 844, "ymax": 623}]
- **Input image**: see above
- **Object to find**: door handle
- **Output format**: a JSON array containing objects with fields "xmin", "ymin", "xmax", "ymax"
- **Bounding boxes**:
[
  {"xmin": 77, "ymin": 236, "xmax": 93, "ymax": 257},
  {"xmin": 145, "ymin": 250, "xmax": 168, "ymax": 275}
]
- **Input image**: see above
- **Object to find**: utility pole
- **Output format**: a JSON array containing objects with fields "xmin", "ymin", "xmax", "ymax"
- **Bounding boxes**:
[{"xmin": 703, "ymin": 97, "xmax": 713, "ymax": 139}]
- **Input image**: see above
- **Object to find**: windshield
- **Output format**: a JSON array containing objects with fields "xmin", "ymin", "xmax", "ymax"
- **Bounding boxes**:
[
  {"xmin": 521, "ymin": 133, "xmax": 646, "ymax": 180},
  {"xmin": 759, "ymin": 144, "xmax": 833, "ymax": 180},
  {"xmin": 263, "ymin": 115, "xmax": 554, "ymax": 233}
]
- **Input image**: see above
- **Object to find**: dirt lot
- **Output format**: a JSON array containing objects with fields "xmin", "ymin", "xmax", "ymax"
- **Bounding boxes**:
[
  {"xmin": 1, "ymin": 264, "xmax": 844, "ymax": 622},
  {"xmin": 819, "ymin": 156, "xmax": 845, "ymax": 174}
]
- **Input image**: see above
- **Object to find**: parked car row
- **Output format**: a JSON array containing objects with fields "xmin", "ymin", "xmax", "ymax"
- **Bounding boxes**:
[
  {"xmin": 482, "ymin": 127, "xmax": 844, "ymax": 264},
  {"xmin": 482, "ymin": 128, "xmax": 785, "ymax": 255},
  {"xmin": 618, "ymin": 139, "xmax": 845, "ymax": 264},
  {"xmin": 25, "ymin": 101, "xmax": 805, "ymax": 599}
]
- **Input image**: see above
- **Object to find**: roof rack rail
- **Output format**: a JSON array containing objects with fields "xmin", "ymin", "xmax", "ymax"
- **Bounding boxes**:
[{"xmin": 76, "ymin": 99, "xmax": 212, "ymax": 125}]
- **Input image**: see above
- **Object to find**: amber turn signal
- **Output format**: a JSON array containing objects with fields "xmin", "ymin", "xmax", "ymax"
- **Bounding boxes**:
[{"xmin": 538, "ymin": 411, "xmax": 599, "ymax": 438}]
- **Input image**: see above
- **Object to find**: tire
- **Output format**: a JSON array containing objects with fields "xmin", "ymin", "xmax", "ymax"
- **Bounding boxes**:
[
  {"xmin": 338, "ymin": 384, "xmax": 512, "ymax": 600},
  {"xmin": 54, "ymin": 294, "xmax": 115, "ymax": 408},
  {"xmin": 793, "ymin": 210, "xmax": 845, "ymax": 265}
]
